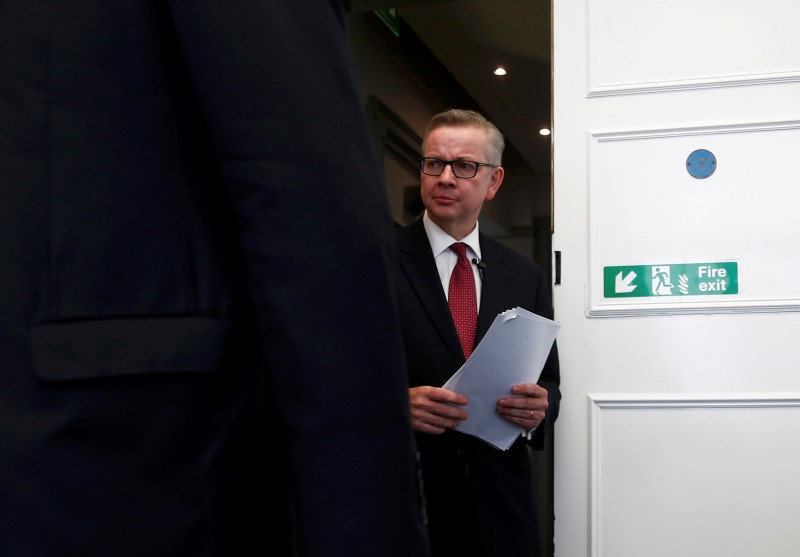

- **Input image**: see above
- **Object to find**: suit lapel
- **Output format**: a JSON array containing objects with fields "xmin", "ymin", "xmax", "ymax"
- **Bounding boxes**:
[
  {"xmin": 397, "ymin": 220, "xmax": 464, "ymax": 362},
  {"xmin": 475, "ymin": 234, "xmax": 510, "ymax": 344}
]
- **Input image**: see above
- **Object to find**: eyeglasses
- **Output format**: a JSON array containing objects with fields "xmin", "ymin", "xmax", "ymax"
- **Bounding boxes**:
[{"xmin": 418, "ymin": 157, "xmax": 498, "ymax": 179}]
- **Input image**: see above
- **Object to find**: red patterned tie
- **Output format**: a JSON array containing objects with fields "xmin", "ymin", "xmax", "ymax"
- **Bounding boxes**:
[{"xmin": 448, "ymin": 242, "xmax": 478, "ymax": 358}]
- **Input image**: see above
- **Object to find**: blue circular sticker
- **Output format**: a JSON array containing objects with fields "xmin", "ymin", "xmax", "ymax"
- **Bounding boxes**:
[{"xmin": 686, "ymin": 149, "xmax": 716, "ymax": 179}]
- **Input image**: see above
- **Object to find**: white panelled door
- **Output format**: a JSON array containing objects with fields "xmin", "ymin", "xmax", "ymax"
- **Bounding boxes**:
[{"xmin": 552, "ymin": 1, "xmax": 800, "ymax": 556}]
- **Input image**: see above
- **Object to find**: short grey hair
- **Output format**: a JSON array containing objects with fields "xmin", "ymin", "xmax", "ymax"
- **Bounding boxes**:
[{"xmin": 421, "ymin": 109, "xmax": 505, "ymax": 166}]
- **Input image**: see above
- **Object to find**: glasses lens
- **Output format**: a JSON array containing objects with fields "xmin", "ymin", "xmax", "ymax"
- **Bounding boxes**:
[
  {"xmin": 452, "ymin": 160, "xmax": 478, "ymax": 178},
  {"xmin": 421, "ymin": 158, "xmax": 443, "ymax": 176}
]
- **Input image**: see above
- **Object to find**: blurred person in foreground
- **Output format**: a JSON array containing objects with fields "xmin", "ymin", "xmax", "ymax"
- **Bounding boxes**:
[
  {"xmin": 0, "ymin": 1, "xmax": 428, "ymax": 555},
  {"xmin": 395, "ymin": 109, "xmax": 560, "ymax": 557}
]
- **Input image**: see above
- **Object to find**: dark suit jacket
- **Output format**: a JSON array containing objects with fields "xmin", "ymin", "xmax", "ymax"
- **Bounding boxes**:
[
  {"xmin": 0, "ymin": 2, "xmax": 428, "ymax": 556},
  {"xmin": 396, "ymin": 218, "xmax": 560, "ymax": 557}
]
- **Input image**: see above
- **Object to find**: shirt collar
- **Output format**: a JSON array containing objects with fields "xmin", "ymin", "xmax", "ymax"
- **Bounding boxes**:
[{"xmin": 422, "ymin": 211, "xmax": 482, "ymax": 260}]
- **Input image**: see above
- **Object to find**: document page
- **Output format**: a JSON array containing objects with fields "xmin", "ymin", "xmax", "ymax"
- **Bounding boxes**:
[{"xmin": 442, "ymin": 307, "xmax": 560, "ymax": 450}]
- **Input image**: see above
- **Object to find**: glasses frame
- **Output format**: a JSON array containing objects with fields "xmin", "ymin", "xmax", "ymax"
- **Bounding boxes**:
[{"xmin": 418, "ymin": 157, "xmax": 498, "ymax": 179}]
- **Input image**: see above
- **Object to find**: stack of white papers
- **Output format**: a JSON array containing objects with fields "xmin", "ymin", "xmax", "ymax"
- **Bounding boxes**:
[{"xmin": 442, "ymin": 307, "xmax": 560, "ymax": 450}]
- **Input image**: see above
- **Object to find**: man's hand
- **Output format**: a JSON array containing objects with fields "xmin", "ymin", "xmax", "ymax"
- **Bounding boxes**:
[
  {"xmin": 496, "ymin": 383, "xmax": 549, "ymax": 430},
  {"xmin": 409, "ymin": 386, "xmax": 468, "ymax": 434}
]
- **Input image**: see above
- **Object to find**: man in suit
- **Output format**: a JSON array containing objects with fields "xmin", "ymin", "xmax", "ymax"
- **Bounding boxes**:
[
  {"xmin": 0, "ymin": 1, "xmax": 428, "ymax": 555},
  {"xmin": 395, "ymin": 109, "xmax": 561, "ymax": 557}
]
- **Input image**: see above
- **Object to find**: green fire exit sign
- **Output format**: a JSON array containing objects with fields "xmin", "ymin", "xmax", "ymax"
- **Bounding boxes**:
[{"xmin": 603, "ymin": 262, "xmax": 738, "ymax": 298}]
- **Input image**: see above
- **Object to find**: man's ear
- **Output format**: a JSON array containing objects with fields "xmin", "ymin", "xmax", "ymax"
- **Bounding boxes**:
[{"xmin": 484, "ymin": 166, "xmax": 504, "ymax": 201}]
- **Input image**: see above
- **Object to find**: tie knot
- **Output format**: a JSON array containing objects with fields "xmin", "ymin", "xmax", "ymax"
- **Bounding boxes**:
[{"xmin": 450, "ymin": 242, "xmax": 468, "ymax": 259}]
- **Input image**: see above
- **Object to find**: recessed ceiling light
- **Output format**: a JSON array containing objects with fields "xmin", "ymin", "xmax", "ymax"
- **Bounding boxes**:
[
  {"xmin": 539, "ymin": 128, "xmax": 551, "ymax": 136},
  {"xmin": 493, "ymin": 67, "xmax": 507, "ymax": 76}
]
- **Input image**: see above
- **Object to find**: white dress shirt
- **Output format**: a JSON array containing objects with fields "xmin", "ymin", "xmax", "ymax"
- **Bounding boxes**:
[{"xmin": 422, "ymin": 211, "xmax": 483, "ymax": 308}]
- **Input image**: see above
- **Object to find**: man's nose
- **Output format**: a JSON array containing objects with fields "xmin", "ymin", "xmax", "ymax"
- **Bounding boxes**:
[{"xmin": 438, "ymin": 163, "xmax": 458, "ymax": 182}]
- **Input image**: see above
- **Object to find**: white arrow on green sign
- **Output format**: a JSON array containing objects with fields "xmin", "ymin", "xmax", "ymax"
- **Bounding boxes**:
[{"xmin": 603, "ymin": 262, "xmax": 738, "ymax": 298}]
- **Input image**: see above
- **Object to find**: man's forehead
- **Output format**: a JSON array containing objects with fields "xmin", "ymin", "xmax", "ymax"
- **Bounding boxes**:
[{"xmin": 425, "ymin": 125, "xmax": 488, "ymax": 150}]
